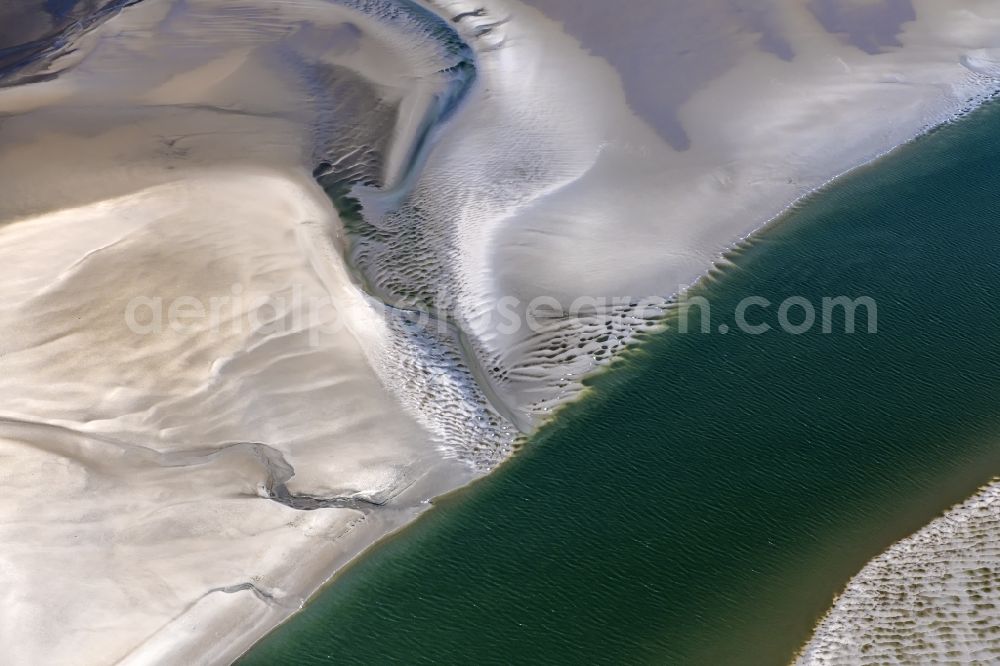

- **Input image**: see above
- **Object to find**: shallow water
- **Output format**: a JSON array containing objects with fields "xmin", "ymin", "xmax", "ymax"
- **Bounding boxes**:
[{"xmin": 239, "ymin": 99, "xmax": 1000, "ymax": 664}]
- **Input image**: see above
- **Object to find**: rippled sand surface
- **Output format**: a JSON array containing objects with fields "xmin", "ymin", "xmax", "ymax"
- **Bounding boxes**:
[
  {"xmin": 800, "ymin": 481, "xmax": 1000, "ymax": 665},
  {"xmin": 0, "ymin": 1, "xmax": 484, "ymax": 662}
]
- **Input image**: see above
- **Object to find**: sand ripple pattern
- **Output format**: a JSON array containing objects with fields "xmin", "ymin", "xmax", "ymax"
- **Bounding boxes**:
[{"xmin": 800, "ymin": 481, "xmax": 1000, "ymax": 665}]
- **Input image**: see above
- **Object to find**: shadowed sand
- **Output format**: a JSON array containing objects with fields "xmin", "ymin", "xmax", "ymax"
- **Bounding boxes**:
[{"xmin": 1, "ymin": 0, "xmax": 1000, "ymax": 663}]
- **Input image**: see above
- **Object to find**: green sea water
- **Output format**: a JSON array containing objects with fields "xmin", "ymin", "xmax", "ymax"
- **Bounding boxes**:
[{"xmin": 241, "ymin": 100, "xmax": 1000, "ymax": 665}]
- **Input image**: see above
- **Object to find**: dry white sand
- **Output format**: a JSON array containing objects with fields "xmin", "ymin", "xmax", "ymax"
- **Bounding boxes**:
[
  {"xmin": 2, "ymin": 0, "xmax": 1000, "ymax": 663},
  {"xmin": 407, "ymin": 0, "xmax": 1000, "ymax": 422},
  {"xmin": 0, "ymin": 1, "xmax": 480, "ymax": 663},
  {"xmin": 798, "ymin": 480, "xmax": 1000, "ymax": 665},
  {"xmin": 0, "ymin": 168, "xmax": 477, "ymax": 664}
]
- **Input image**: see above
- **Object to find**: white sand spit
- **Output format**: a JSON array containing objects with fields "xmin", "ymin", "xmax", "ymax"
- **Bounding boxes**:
[{"xmin": 798, "ymin": 480, "xmax": 1000, "ymax": 665}]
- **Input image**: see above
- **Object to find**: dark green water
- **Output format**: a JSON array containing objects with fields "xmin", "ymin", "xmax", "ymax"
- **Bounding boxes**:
[{"xmin": 242, "ymin": 102, "xmax": 1000, "ymax": 665}]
